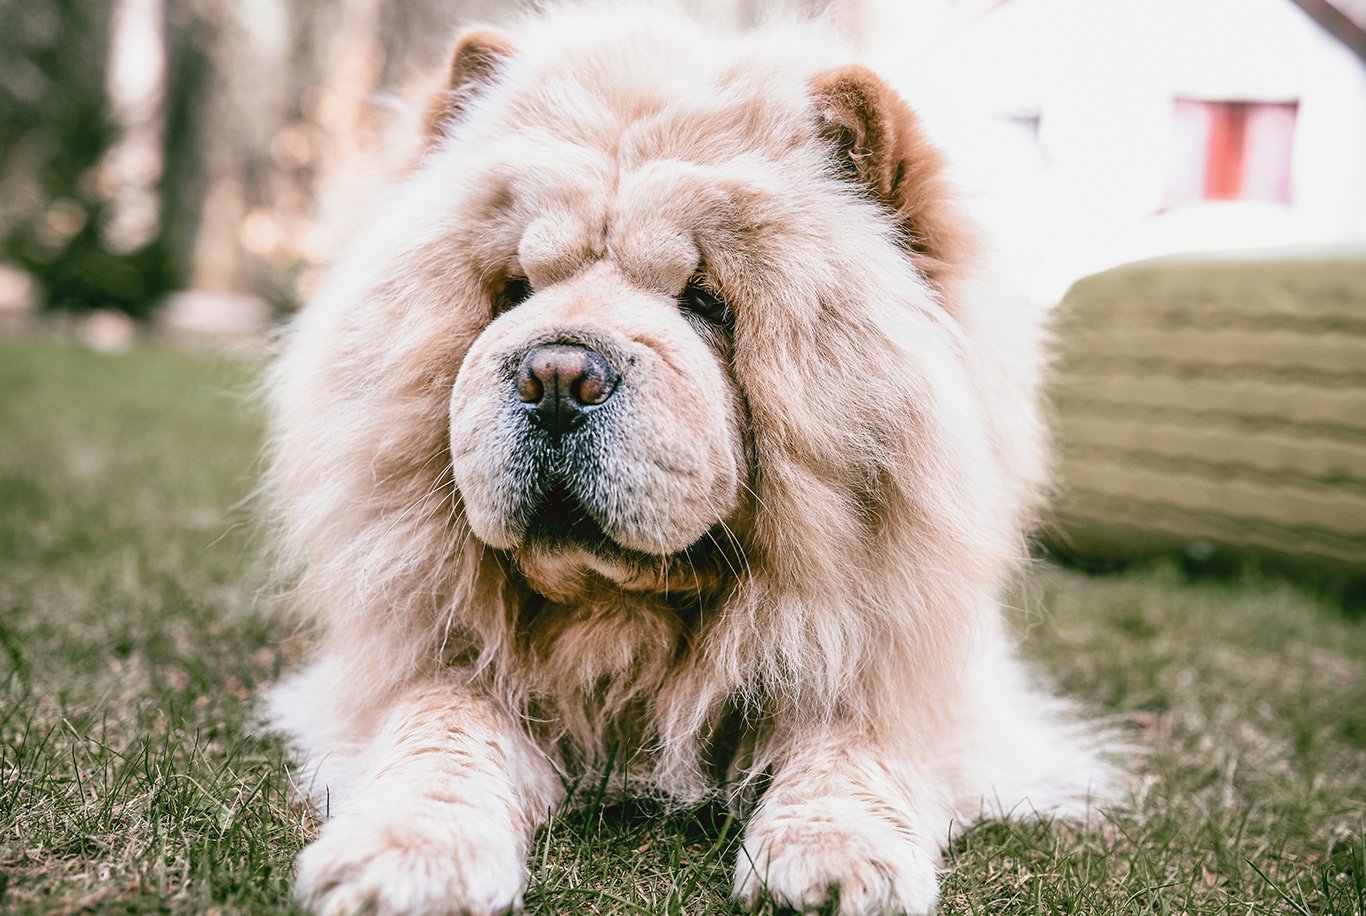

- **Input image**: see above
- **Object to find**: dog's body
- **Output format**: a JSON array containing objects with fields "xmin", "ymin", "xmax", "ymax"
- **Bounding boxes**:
[{"xmin": 264, "ymin": 5, "xmax": 1109, "ymax": 914}]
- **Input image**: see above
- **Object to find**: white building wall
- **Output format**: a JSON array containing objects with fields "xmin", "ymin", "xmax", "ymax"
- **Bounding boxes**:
[{"xmin": 856, "ymin": 0, "xmax": 1366, "ymax": 303}]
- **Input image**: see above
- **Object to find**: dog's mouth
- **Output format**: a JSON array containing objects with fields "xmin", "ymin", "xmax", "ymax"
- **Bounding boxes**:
[
  {"xmin": 522, "ymin": 480, "xmax": 613, "ymax": 552},
  {"xmin": 515, "ymin": 480, "xmax": 739, "ymax": 599},
  {"xmin": 519, "ymin": 479, "xmax": 728, "ymax": 564}
]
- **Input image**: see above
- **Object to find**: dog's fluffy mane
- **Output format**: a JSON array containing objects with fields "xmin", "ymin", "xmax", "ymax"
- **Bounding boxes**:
[{"xmin": 264, "ymin": 1, "xmax": 1105, "ymax": 817}]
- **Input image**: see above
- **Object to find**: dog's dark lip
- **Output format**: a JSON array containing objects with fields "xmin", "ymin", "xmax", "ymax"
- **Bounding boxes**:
[
  {"xmin": 522, "ymin": 480, "xmax": 613, "ymax": 551},
  {"xmin": 519, "ymin": 482, "xmax": 725, "ymax": 565}
]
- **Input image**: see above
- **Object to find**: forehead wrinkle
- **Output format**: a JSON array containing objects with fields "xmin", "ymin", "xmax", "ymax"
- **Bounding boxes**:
[
  {"xmin": 498, "ymin": 138, "xmax": 614, "ymax": 285},
  {"xmin": 606, "ymin": 162, "xmax": 720, "ymax": 294}
]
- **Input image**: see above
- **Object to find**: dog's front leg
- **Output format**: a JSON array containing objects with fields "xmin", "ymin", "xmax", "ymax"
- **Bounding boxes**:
[
  {"xmin": 734, "ymin": 728, "xmax": 944, "ymax": 916},
  {"xmin": 294, "ymin": 680, "xmax": 562, "ymax": 916}
]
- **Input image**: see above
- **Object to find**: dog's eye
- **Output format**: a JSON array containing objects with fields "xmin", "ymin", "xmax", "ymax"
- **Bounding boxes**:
[
  {"xmin": 494, "ymin": 275, "xmax": 533, "ymax": 316},
  {"xmin": 679, "ymin": 279, "xmax": 731, "ymax": 327}
]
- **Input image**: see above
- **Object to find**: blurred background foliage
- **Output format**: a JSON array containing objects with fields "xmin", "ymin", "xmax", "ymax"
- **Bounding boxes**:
[
  {"xmin": 0, "ymin": 0, "xmax": 178, "ymax": 318},
  {"xmin": 0, "ymin": 0, "xmax": 542, "ymax": 318}
]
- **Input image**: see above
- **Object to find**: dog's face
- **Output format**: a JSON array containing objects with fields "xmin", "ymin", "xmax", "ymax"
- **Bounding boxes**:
[{"xmin": 448, "ymin": 192, "xmax": 748, "ymax": 591}]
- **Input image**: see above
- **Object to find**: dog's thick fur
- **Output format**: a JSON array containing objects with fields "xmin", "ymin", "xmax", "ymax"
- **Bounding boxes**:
[{"xmin": 263, "ymin": 5, "xmax": 1109, "ymax": 914}]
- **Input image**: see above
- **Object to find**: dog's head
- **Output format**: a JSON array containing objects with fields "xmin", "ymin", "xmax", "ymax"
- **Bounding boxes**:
[{"xmin": 418, "ymin": 14, "xmax": 973, "ymax": 599}]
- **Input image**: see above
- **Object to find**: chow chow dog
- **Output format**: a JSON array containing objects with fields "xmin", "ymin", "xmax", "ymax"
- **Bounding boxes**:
[{"xmin": 263, "ymin": 4, "xmax": 1109, "ymax": 913}]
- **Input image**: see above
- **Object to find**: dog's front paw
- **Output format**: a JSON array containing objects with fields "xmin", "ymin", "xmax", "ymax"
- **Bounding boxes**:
[
  {"xmin": 734, "ymin": 797, "xmax": 939, "ymax": 915},
  {"xmin": 295, "ymin": 807, "xmax": 526, "ymax": 916}
]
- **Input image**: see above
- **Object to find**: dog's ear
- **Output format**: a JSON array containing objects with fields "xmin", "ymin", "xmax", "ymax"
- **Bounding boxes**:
[
  {"xmin": 425, "ymin": 28, "xmax": 516, "ymax": 144},
  {"xmin": 812, "ymin": 65, "xmax": 972, "ymax": 292}
]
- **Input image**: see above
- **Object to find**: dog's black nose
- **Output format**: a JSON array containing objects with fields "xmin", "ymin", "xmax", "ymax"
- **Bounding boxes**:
[{"xmin": 516, "ymin": 344, "xmax": 619, "ymax": 434}]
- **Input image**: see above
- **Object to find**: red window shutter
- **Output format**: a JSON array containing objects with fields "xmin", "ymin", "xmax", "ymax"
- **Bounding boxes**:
[
  {"xmin": 1204, "ymin": 102, "xmax": 1248, "ymax": 200},
  {"xmin": 1168, "ymin": 99, "xmax": 1297, "ymax": 206}
]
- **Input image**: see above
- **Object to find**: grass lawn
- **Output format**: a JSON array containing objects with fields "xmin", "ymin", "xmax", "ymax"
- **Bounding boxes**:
[{"xmin": 1, "ymin": 337, "xmax": 1362, "ymax": 914}]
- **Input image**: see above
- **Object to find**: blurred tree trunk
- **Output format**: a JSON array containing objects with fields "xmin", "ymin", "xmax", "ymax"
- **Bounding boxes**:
[
  {"xmin": 189, "ymin": 0, "xmax": 292, "ymax": 297},
  {"xmin": 308, "ymin": 0, "xmax": 383, "ymax": 268},
  {"xmin": 103, "ymin": 0, "xmax": 166, "ymax": 255}
]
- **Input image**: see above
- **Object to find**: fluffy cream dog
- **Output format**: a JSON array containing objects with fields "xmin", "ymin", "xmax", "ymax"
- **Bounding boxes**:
[{"xmin": 263, "ymin": 4, "xmax": 1109, "ymax": 914}]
